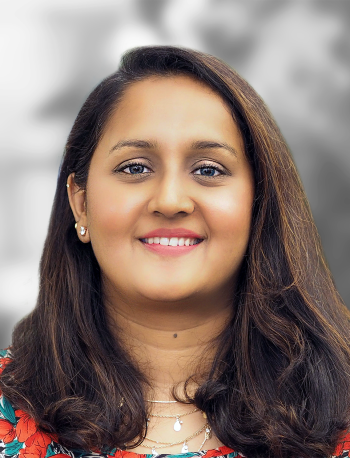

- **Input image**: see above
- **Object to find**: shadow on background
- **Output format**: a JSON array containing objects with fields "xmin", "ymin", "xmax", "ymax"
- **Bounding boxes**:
[{"xmin": 0, "ymin": 0, "xmax": 349, "ymax": 348}]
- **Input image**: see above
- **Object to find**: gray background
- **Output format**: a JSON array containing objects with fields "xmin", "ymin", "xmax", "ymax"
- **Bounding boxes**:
[{"xmin": 0, "ymin": 0, "xmax": 349, "ymax": 348}]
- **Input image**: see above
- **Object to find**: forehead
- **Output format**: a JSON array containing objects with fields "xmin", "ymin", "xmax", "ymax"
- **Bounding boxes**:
[
  {"xmin": 115, "ymin": 74, "xmax": 231, "ymax": 118},
  {"xmin": 101, "ymin": 75, "xmax": 242, "ymax": 149}
]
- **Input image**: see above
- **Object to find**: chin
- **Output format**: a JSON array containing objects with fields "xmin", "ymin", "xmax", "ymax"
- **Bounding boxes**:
[{"xmin": 139, "ymin": 284, "xmax": 197, "ymax": 303}]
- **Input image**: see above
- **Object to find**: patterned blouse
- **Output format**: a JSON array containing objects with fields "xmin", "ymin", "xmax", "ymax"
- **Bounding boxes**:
[{"xmin": 1, "ymin": 349, "xmax": 349, "ymax": 458}]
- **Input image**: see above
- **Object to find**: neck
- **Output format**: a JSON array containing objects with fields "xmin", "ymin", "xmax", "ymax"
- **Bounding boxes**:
[{"xmin": 104, "ymin": 288, "xmax": 233, "ymax": 396}]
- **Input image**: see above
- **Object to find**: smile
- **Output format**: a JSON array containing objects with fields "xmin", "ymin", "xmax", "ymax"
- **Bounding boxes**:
[
  {"xmin": 140, "ymin": 237, "xmax": 202, "ymax": 246},
  {"xmin": 139, "ymin": 237, "xmax": 204, "ymax": 256}
]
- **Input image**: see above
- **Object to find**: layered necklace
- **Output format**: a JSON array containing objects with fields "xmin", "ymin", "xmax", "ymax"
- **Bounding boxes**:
[{"xmin": 142, "ymin": 399, "xmax": 212, "ymax": 455}]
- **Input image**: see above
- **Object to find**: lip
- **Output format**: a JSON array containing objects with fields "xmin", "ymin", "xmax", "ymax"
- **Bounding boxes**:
[
  {"xmin": 139, "ymin": 228, "xmax": 204, "ymax": 239},
  {"xmin": 139, "ymin": 239, "xmax": 203, "ymax": 257}
]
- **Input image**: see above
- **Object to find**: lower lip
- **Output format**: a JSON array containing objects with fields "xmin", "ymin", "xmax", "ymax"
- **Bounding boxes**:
[{"xmin": 139, "ymin": 240, "xmax": 203, "ymax": 256}]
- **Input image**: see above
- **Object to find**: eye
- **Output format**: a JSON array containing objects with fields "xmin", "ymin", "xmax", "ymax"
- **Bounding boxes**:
[
  {"xmin": 117, "ymin": 162, "xmax": 152, "ymax": 175},
  {"xmin": 193, "ymin": 164, "xmax": 225, "ymax": 178}
]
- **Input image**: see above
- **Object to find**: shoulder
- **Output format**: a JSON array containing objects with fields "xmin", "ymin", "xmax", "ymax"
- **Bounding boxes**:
[{"xmin": 0, "ymin": 349, "xmax": 73, "ymax": 458}]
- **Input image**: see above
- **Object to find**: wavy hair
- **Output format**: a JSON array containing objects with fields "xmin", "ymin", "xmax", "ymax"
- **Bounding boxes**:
[{"xmin": 1, "ymin": 46, "xmax": 350, "ymax": 458}]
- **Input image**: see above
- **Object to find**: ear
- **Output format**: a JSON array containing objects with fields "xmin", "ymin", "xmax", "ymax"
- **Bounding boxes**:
[{"xmin": 67, "ymin": 173, "xmax": 91, "ymax": 243}]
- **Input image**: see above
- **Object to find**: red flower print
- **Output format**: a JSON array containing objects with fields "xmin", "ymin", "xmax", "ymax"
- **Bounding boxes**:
[
  {"xmin": 334, "ymin": 431, "xmax": 350, "ymax": 456},
  {"xmin": 0, "ymin": 357, "xmax": 12, "ymax": 375},
  {"xmin": 15, "ymin": 410, "xmax": 38, "ymax": 443},
  {"xmin": 25, "ymin": 430, "xmax": 52, "ymax": 449},
  {"xmin": 202, "ymin": 450, "xmax": 223, "ymax": 458},
  {"xmin": 50, "ymin": 455, "xmax": 71, "ymax": 458},
  {"xmin": 19, "ymin": 444, "xmax": 46, "ymax": 458},
  {"xmin": 112, "ymin": 451, "xmax": 147, "ymax": 458},
  {"xmin": 203, "ymin": 447, "xmax": 236, "ymax": 458},
  {"xmin": 20, "ymin": 447, "xmax": 69, "ymax": 458},
  {"xmin": 0, "ymin": 419, "xmax": 16, "ymax": 443},
  {"xmin": 218, "ymin": 446, "xmax": 236, "ymax": 455},
  {"xmin": 18, "ymin": 429, "xmax": 57, "ymax": 458},
  {"xmin": 0, "ymin": 357, "xmax": 12, "ymax": 367}
]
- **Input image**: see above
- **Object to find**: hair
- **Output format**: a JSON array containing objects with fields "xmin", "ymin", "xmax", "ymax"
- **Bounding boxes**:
[{"xmin": 1, "ymin": 45, "xmax": 350, "ymax": 458}]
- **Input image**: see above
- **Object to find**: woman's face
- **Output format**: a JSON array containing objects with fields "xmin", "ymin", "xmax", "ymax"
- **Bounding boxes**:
[{"xmin": 72, "ymin": 76, "xmax": 254, "ymax": 306}]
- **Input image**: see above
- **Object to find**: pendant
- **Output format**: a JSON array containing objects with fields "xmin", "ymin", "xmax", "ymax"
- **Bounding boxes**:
[
  {"xmin": 181, "ymin": 442, "xmax": 189, "ymax": 453},
  {"xmin": 152, "ymin": 448, "xmax": 158, "ymax": 456},
  {"xmin": 174, "ymin": 416, "xmax": 183, "ymax": 431},
  {"xmin": 205, "ymin": 426, "xmax": 212, "ymax": 439}
]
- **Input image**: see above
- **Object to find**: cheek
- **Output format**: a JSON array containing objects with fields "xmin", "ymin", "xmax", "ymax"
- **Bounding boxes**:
[
  {"xmin": 204, "ymin": 186, "xmax": 253, "ymax": 245},
  {"xmin": 87, "ymin": 181, "xmax": 143, "ymax": 240}
]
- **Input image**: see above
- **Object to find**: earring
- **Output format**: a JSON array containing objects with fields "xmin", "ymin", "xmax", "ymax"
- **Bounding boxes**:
[{"xmin": 80, "ymin": 226, "xmax": 87, "ymax": 236}]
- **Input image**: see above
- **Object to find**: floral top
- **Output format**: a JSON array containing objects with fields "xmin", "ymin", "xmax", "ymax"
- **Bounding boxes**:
[{"xmin": 1, "ymin": 349, "xmax": 350, "ymax": 458}]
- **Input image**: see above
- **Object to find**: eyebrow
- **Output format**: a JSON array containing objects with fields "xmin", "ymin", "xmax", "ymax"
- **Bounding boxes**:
[
  {"xmin": 191, "ymin": 140, "xmax": 238, "ymax": 158},
  {"xmin": 109, "ymin": 139, "xmax": 157, "ymax": 154},
  {"xmin": 109, "ymin": 139, "xmax": 238, "ymax": 157}
]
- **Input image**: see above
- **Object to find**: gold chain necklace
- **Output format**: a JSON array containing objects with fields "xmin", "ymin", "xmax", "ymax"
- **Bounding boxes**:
[
  {"xmin": 148, "ymin": 407, "xmax": 199, "ymax": 431},
  {"xmin": 142, "ymin": 422, "xmax": 212, "ymax": 455}
]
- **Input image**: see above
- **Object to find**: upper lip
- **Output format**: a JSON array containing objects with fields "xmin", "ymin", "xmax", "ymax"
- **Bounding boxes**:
[{"xmin": 139, "ymin": 228, "xmax": 204, "ymax": 239}]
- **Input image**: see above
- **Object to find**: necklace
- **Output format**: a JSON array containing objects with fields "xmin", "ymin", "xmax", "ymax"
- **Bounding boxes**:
[
  {"xmin": 149, "ymin": 407, "xmax": 199, "ymax": 431},
  {"xmin": 142, "ymin": 422, "xmax": 211, "ymax": 455}
]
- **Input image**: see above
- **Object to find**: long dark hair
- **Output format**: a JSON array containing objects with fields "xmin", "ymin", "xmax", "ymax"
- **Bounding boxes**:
[{"xmin": 1, "ymin": 46, "xmax": 350, "ymax": 458}]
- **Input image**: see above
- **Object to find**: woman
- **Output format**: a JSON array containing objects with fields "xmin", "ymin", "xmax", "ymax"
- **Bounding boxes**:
[{"xmin": 0, "ymin": 45, "xmax": 350, "ymax": 458}]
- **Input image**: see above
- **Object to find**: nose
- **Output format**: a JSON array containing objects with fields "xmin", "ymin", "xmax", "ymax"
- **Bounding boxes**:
[{"xmin": 147, "ymin": 174, "xmax": 195, "ymax": 218}]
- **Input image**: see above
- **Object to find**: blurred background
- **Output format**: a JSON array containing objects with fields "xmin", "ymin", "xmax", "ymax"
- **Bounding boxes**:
[{"xmin": 0, "ymin": 0, "xmax": 349, "ymax": 348}]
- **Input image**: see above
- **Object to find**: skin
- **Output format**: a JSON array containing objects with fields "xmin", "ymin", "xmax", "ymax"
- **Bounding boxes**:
[{"xmin": 68, "ymin": 75, "xmax": 255, "ymax": 452}]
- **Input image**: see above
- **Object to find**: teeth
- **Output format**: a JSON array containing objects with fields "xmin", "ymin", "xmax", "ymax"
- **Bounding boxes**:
[{"xmin": 143, "ymin": 237, "xmax": 200, "ymax": 246}]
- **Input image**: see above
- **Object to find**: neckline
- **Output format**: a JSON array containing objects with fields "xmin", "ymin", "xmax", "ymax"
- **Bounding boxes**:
[{"xmin": 114, "ymin": 445, "xmax": 237, "ymax": 457}]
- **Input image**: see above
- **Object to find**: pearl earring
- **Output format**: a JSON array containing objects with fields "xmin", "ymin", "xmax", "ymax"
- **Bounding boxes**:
[{"xmin": 80, "ymin": 226, "xmax": 87, "ymax": 236}]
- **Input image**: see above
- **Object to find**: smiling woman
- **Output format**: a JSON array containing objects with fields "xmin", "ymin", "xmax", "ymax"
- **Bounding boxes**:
[
  {"xmin": 67, "ymin": 75, "xmax": 254, "ymax": 306},
  {"xmin": 0, "ymin": 46, "xmax": 350, "ymax": 458}
]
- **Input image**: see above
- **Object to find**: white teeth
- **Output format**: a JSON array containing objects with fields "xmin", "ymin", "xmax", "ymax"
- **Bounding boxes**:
[{"xmin": 143, "ymin": 237, "xmax": 200, "ymax": 246}]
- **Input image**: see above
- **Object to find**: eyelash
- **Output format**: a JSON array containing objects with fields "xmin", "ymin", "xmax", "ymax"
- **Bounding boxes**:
[{"xmin": 115, "ymin": 161, "xmax": 226, "ymax": 178}]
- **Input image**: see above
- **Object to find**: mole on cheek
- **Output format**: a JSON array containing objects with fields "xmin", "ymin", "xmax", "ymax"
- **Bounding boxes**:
[{"xmin": 173, "ymin": 333, "xmax": 178, "ymax": 338}]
